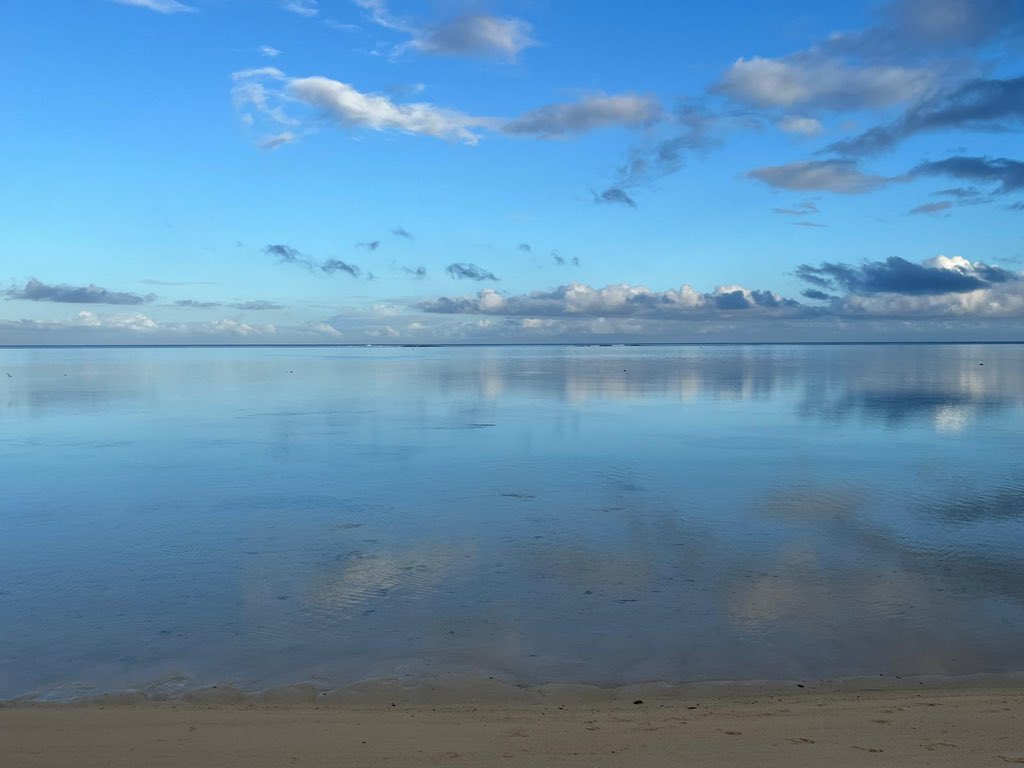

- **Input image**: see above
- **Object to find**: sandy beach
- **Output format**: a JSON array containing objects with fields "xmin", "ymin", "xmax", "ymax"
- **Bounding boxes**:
[{"xmin": 3, "ymin": 677, "xmax": 1023, "ymax": 767}]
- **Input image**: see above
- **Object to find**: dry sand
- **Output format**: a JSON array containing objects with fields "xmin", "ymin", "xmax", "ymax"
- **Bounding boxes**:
[{"xmin": 2, "ymin": 677, "xmax": 1023, "ymax": 767}]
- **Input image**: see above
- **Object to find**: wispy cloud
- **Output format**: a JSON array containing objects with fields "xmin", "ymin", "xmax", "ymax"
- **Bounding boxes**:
[
  {"xmin": 910, "ymin": 201, "xmax": 954, "ymax": 215},
  {"xmin": 828, "ymin": 77, "xmax": 1024, "ymax": 156},
  {"xmin": 321, "ymin": 259, "xmax": 361, "ymax": 278},
  {"xmin": 748, "ymin": 160, "xmax": 891, "ymax": 194},
  {"xmin": 446, "ymin": 263, "xmax": 499, "ymax": 281},
  {"xmin": 911, "ymin": 156, "xmax": 1024, "ymax": 195},
  {"xmin": 112, "ymin": 0, "xmax": 196, "ymax": 14},
  {"xmin": 772, "ymin": 201, "xmax": 821, "ymax": 216},
  {"xmin": 259, "ymin": 44, "xmax": 282, "ymax": 58},
  {"xmin": 403, "ymin": 265, "xmax": 427, "ymax": 279},
  {"xmin": 5, "ymin": 278, "xmax": 155, "ymax": 305},
  {"xmin": 593, "ymin": 187, "xmax": 637, "ymax": 208},
  {"xmin": 504, "ymin": 94, "xmax": 661, "ymax": 138},
  {"xmin": 391, "ymin": 226, "xmax": 413, "ymax": 239},
  {"xmin": 283, "ymin": 0, "xmax": 318, "ymax": 17}
]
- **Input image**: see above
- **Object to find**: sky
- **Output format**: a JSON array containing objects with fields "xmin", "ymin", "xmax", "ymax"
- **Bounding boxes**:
[{"xmin": 2, "ymin": 0, "xmax": 1023, "ymax": 344}]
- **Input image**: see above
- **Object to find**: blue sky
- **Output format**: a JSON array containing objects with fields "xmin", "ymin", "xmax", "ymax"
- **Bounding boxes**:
[{"xmin": 2, "ymin": 0, "xmax": 1023, "ymax": 343}]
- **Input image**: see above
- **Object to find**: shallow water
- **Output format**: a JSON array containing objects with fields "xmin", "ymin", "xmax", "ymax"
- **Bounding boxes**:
[{"xmin": 2, "ymin": 344, "xmax": 1024, "ymax": 700}]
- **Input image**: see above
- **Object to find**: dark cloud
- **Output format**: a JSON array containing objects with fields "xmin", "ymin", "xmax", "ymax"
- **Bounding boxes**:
[
  {"xmin": 503, "ymin": 93, "xmax": 660, "ymax": 138},
  {"xmin": 828, "ymin": 77, "xmax": 1024, "ymax": 156},
  {"xmin": 796, "ymin": 256, "xmax": 1018, "ymax": 296},
  {"xmin": 1009, "ymin": 201, "xmax": 1024, "ymax": 211},
  {"xmin": 518, "ymin": 243, "xmax": 532, "ymax": 253},
  {"xmin": 392, "ymin": 226, "xmax": 413, "ymax": 239},
  {"xmin": 911, "ymin": 156, "xmax": 1024, "ymax": 195},
  {"xmin": 748, "ymin": 160, "xmax": 890, "ymax": 194},
  {"xmin": 357, "ymin": 240, "xmax": 381, "ymax": 251},
  {"xmin": 834, "ymin": 0, "xmax": 1024, "ymax": 56},
  {"xmin": 932, "ymin": 187, "xmax": 983, "ymax": 199},
  {"xmin": 446, "ymin": 263, "xmax": 499, "ymax": 281},
  {"xmin": 6, "ymin": 278, "xmax": 154, "ymax": 305},
  {"xmin": 553, "ymin": 252, "xmax": 565, "ymax": 266},
  {"xmin": 794, "ymin": 221, "xmax": 827, "ymax": 228},
  {"xmin": 593, "ymin": 187, "xmax": 637, "ymax": 208},
  {"xmin": 230, "ymin": 300, "xmax": 284, "ymax": 310},
  {"xmin": 572, "ymin": 256, "xmax": 580, "ymax": 267},
  {"xmin": 175, "ymin": 299, "xmax": 222, "ymax": 308},
  {"xmin": 801, "ymin": 289, "xmax": 835, "ymax": 301},
  {"xmin": 910, "ymin": 201, "xmax": 953, "ymax": 215},
  {"xmin": 611, "ymin": 103, "xmax": 750, "ymax": 189},
  {"xmin": 403, "ymin": 265, "xmax": 427, "ymax": 278},
  {"xmin": 264, "ymin": 243, "xmax": 315, "ymax": 269},
  {"xmin": 321, "ymin": 259, "xmax": 361, "ymax": 278}
]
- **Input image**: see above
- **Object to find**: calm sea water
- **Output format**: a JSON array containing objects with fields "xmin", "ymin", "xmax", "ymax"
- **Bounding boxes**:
[{"xmin": 2, "ymin": 344, "xmax": 1024, "ymax": 700}]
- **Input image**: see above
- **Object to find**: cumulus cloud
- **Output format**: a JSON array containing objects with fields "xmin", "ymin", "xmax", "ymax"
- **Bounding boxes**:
[
  {"xmin": 828, "ymin": 77, "xmax": 1024, "ymax": 156},
  {"xmin": 911, "ymin": 156, "xmax": 1024, "ymax": 195},
  {"xmin": 748, "ymin": 160, "xmax": 890, "ymax": 193},
  {"xmin": 446, "ymin": 263, "xmax": 499, "ymax": 281},
  {"xmin": 412, "ymin": 14, "xmax": 536, "ymax": 60},
  {"xmin": 112, "ymin": 0, "xmax": 196, "ymax": 13},
  {"xmin": 418, "ymin": 282, "xmax": 804, "ymax": 319},
  {"xmin": 5, "ymin": 278, "xmax": 155, "ymax": 305},
  {"xmin": 796, "ymin": 255, "xmax": 1018, "ymax": 295},
  {"xmin": 716, "ymin": 55, "xmax": 933, "ymax": 110},
  {"xmin": 910, "ymin": 201, "xmax": 953, "ymax": 215},
  {"xmin": 593, "ymin": 187, "xmax": 637, "ymax": 208},
  {"xmin": 503, "ymin": 94, "xmax": 661, "ymax": 138}
]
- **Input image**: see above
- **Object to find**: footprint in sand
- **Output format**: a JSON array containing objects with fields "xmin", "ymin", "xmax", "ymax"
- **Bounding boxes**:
[
  {"xmin": 998, "ymin": 757, "xmax": 1024, "ymax": 764},
  {"xmin": 852, "ymin": 746, "xmax": 884, "ymax": 753},
  {"xmin": 787, "ymin": 738, "xmax": 815, "ymax": 744}
]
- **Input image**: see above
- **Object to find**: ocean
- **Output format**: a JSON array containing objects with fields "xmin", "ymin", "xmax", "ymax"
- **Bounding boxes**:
[{"xmin": 2, "ymin": 344, "xmax": 1023, "ymax": 700}]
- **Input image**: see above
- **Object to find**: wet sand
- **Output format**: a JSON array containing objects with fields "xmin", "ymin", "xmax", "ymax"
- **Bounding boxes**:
[{"xmin": 3, "ymin": 677, "xmax": 1023, "ymax": 767}]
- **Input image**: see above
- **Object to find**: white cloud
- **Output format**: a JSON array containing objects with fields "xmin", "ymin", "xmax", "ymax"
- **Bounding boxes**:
[
  {"xmin": 413, "ymin": 14, "xmax": 536, "ymax": 60},
  {"xmin": 259, "ymin": 45, "xmax": 282, "ymax": 58},
  {"xmin": 112, "ymin": 0, "xmax": 196, "ymax": 13},
  {"xmin": 287, "ymin": 75, "xmax": 487, "ymax": 144},
  {"xmin": 283, "ymin": 0, "xmax": 318, "ymax": 17},
  {"xmin": 718, "ymin": 55, "xmax": 934, "ymax": 110},
  {"xmin": 778, "ymin": 115, "xmax": 824, "ymax": 136}
]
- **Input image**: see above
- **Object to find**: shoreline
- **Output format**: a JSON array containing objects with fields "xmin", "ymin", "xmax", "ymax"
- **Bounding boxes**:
[{"xmin": 4, "ymin": 676, "xmax": 1024, "ymax": 767}]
